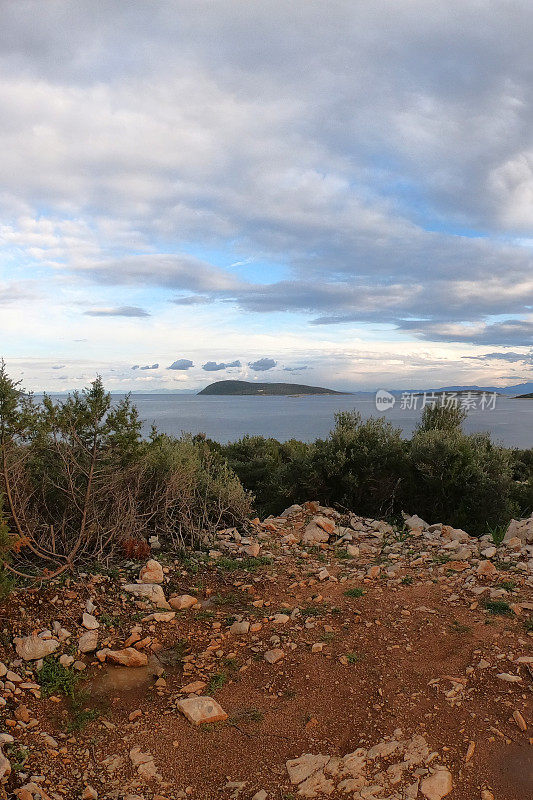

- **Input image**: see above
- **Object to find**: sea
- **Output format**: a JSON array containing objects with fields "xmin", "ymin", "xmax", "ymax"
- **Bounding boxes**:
[{"xmin": 120, "ymin": 394, "xmax": 533, "ymax": 448}]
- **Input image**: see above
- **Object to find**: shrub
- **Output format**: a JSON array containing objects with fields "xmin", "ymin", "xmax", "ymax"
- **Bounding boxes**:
[
  {"xmin": 0, "ymin": 364, "xmax": 251, "ymax": 574},
  {"xmin": 408, "ymin": 429, "xmax": 518, "ymax": 534},
  {"xmin": 310, "ymin": 411, "xmax": 408, "ymax": 517},
  {"xmin": 416, "ymin": 403, "xmax": 468, "ymax": 433},
  {"xmin": 221, "ymin": 435, "xmax": 312, "ymax": 516}
]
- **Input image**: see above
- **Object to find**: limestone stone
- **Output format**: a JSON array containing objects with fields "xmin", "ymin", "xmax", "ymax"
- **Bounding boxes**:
[
  {"xmin": 139, "ymin": 559, "xmax": 164, "ymax": 584},
  {"xmin": 78, "ymin": 629, "xmax": 98, "ymax": 653},
  {"xmin": 169, "ymin": 594, "xmax": 198, "ymax": 610},
  {"xmin": 420, "ymin": 768, "xmax": 453, "ymax": 800},
  {"xmin": 177, "ymin": 695, "xmax": 228, "ymax": 725},
  {"xmin": 14, "ymin": 635, "xmax": 59, "ymax": 661}
]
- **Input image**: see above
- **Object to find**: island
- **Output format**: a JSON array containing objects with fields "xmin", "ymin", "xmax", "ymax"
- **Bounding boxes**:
[
  {"xmin": 198, "ymin": 380, "xmax": 347, "ymax": 396},
  {"xmin": 514, "ymin": 393, "xmax": 533, "ymax": 399}
]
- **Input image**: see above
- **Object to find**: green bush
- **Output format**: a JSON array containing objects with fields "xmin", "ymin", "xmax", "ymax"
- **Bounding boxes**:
[
  {"xmin": 221, "ymin": 435, "xmax": 311, "ymax": 516},
  {"xmin": 309, "ymin": 411, "xmax": 408, "ymax": 517},
  {"xmin": 408, "ymin": 429, "xmax": 518, "ymax": 534},
  {"xmin": 0, "ymin": 364, "xmax": 251, "ymax": 572}
]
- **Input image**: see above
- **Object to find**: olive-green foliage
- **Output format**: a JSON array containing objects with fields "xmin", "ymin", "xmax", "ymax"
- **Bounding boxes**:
[
  {"xmin": 0, "ymin": 364, "xmax": 251, "ymax": 568},
  {"xmin": 37, "ymin": 657, "xmax": 80, "ymax": 698},
  {"xmin": 0, "ymin": 500, "xmax": 14, "ymax": 597},
  {"xmin": 416, "ymin": 403, "xmax": 468, "ymax": 433},
  {"xmin": 309, "ymin": 411, "xmax": 408, "ymax": 517},
  {"xmin": 137, "ymin": 431, "xmax": 252, "ymax": 547},
  {"xmin": 221, "ymin": 435, "xmax": 312, "ymax": 515},
  {"xmin": 408, "ymin": 429, "xmax": 518, "ymax": 534},
  {"xmin": 221, "ymin": 404, "xmax": 532, "ymax": 536}
]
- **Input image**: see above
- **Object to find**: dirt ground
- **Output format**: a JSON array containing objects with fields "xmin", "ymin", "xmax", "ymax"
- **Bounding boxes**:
[{"xmin": 0, "ymin": 506, "xmax": 531, "ymax": 800}]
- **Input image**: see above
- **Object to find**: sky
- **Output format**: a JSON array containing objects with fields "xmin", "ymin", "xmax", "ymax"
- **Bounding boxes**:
[{"xmin": 1, "ymin": 0, "xmax": 532, "ymax": 393}]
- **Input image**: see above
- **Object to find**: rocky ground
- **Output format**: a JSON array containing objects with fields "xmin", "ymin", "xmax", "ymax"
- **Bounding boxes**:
[{"xmin": 0, "ymin": 503, "xmax": 532, "ymax": 800}]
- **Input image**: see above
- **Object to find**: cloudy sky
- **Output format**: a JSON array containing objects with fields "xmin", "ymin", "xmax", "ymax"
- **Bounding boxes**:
[{"xmin": 1, "ymin": 0, "xmax": 532, "ymax": 392}]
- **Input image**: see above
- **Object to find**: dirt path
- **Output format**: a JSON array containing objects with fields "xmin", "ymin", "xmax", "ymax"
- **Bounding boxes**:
[{"xmin": 1, "ymin": 504, "xmax": 531, "ymax": 800}]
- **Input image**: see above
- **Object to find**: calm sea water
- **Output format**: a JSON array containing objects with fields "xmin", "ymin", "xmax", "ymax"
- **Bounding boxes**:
[{"xmin": 121, "ymin": 394, "xmax": 533, "ymax": 448}]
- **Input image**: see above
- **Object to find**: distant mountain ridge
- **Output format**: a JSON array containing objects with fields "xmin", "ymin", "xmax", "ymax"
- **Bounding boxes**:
[{"xmin": 198, "ymin": 380, "xmax": 346, "ymax": 396}]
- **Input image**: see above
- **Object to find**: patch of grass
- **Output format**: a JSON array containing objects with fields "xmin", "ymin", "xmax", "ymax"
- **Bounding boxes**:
[
  {"xmin": 344, "ymin": 587, "xmax": 364, "ymax": 598},
  {"xmin": 37, "ymin": 658, "xmax": 80, "ymax": 698},
  {"xmin": 335, "ymin": 548, "xmax": 350, "ymax": 559},
  {"xmin": 498, "ymin": 580, "xmax": 516, "ymax": 592},
  {"xmin": 6, "ymin": 744, "xmax": 29, "ymax": 773},
  {"xmin": 99, "ymin": 612, "xmax": 122, "ymax": 627},
  {"xmin": 432, "ymin": 553, "xmax": 451, "ymax": 564},
  {"xmin": 484, "ymin": 599, "xmax": 512, "ymax": 616},
  {"xmin": 345, "ymin": 651, "xmax": 363, "ymax": 664},
  {"xmin": 488, "ymin": 525, "xmax": 506, "ymax": 545},
  {"xmin": 300, "ymin": 605, "xmax": 322, "ymax": 619},
  {"xmin": 37, "ymin": 658, "xmax": 100, "ymax": 732},
  {"xmin": 194, "ymin": 609, "xmax": 214, "ymax": 620},
  {"xmin": 321, "ymin": 632, "xmax": 336, "ymax": 642},
  {"xmin": 401, "ymin": 576, "xmax": 414, "ymax": 585},
  {"xmin": 524, "ymin": 616, "xmax": 533, "ymax": 632},
  {"xmin": 207, "ymin": 671, "xmax": 227, "ymax": 693},
  {"xmin": 392, "ymin": 524, "xmax": 411, "ymax": 542},
  {"xmin": 229, "ymin": 708, "xmax": 264, "ymax": 724},
  {"xmin": 66, "ymin": 692, "xmax": 100, "ymax": 732},
  {"xmin": 494, "ymin": 560, "xmax": 513, "ymax": 571},
  {"xmin": 213, "ymin": 592, "xmax": 240, "ymax": 606},
  {"xmin": 450, "ymin": 620, "xmax": 471, "ymax": 634},
  {"xmin": 216, "ymin": 556, "xmax": 272, "ymax": 572}
]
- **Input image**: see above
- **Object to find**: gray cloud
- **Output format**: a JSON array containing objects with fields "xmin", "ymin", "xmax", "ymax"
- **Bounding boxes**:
[
  {"xmin": 172, "ymin": 296, "xmax": 214, "ymax": 306},
  {"xmin": 0, "ymin": 281, "xmax": 37, "ymax": 305},
  {"xmin": 248, "ymin": 357, "xmax": 277, "ymax": 371},
  {"xmin": 2, "ymin": 2, "xmax": 533, "ymax": 348},
  {"xmin": 202, "ymin": 360, "xmax": 241, "ymax": 371},
  {"xmin": 84, "ymin": 306, "xmax": 150, "ymax": 317},
  {"xmin": 283, "ymin": 366, "xmax": 308, "ymax": 372},
  {"xmin": 168, "ymin": 358, "xmax": 194, "ymax": 370},
  {"xmin": 140, "ymin": 363, "xmax": 159, "ymax": 370},
  {"xmin": 399, "ymin": 318, "xmax": 533, "ymax": 346},
  {"xmin": 463, "ymin": 350, "xmax": 533, "ymax": 363}
]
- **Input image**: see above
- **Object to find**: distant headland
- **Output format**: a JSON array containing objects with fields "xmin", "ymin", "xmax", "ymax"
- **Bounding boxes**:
[{"xmin": 197, "ymin": 380, "xmax": 347, "ymax": 396}]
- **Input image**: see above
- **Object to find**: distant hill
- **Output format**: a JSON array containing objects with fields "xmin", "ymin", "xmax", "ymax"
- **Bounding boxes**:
[
  {"xmin": 198, "ymin": 380, "xmax": 346, "ymax": 396},
  {"xmin": 515, "ymin": 392, "xmax": 533, "ymax": 399},
  {"xmin": 434, "ymin": 382, "xmax": 533, "ymax": 396}
]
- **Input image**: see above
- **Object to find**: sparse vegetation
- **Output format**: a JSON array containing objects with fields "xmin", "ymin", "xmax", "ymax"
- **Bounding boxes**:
[
  {"xmin": 484, "ymin": 599, "xmax": 512, "ymax": 615},
  {"xmin": 37, "ymin": 657, "xmax": 80, "ymax": 698},
  {"xmin": 207, "ymin": 671, "xmax": 228, "ymax": 693},
  {"xmin": 0, "ymin": 364, "xmax": 251, "ymax": 577},
  {"xmin": 344, "ymin": 587, "xmax": 364, "ymax": 598},
  {"xmin": 345, "ymin": 651, "xmax": 364, "ymax": 664},
  {"xmin": 1, "ymin": 361, "xmax": 531, "ymax": 583}
]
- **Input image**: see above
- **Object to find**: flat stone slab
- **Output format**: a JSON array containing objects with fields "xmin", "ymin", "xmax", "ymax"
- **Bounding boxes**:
[
  {"xmin": 177, "ymin": 695, "xmax": 228, "ymax": 725},
  {"xmin": 14, "ymin": 635, "xmax": 59, "ymax": 661}
]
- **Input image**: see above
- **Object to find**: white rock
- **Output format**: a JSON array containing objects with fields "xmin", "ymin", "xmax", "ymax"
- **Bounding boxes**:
[
  {"xmin": 230, "ymin": 621, "xmax": 250, "ymax": 635},
  {"xmin": 286, "ymin": 753, "xmax": 330, "ymax": 784},
  {"xmin": 403, "ymin": 514, "xmax": 429, "ymax": 531},
  {"xmin": 504, "ymin": 514, "xmax": 533, "ymax": 544},
  {"xmin": 420, "ymin": 767, "xmax": 453, "ymax": 800},
  {"xmin": 496, "ymin": 672, "xmax": 522, "ymax": 683},
  {"xmin": 123, "ymin": 583, "xmax": 170, "ymax": 609},
  {"xmin": 78, "ymin": 629, "xmax": 98, "ymax": 653},
  {"xmin": 82, "ymin": 612, "xmax": 99, "ymax": 630},
  {"xmin": 14, "ymin": 635, "xmax": 59, "ymax": 661}
]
